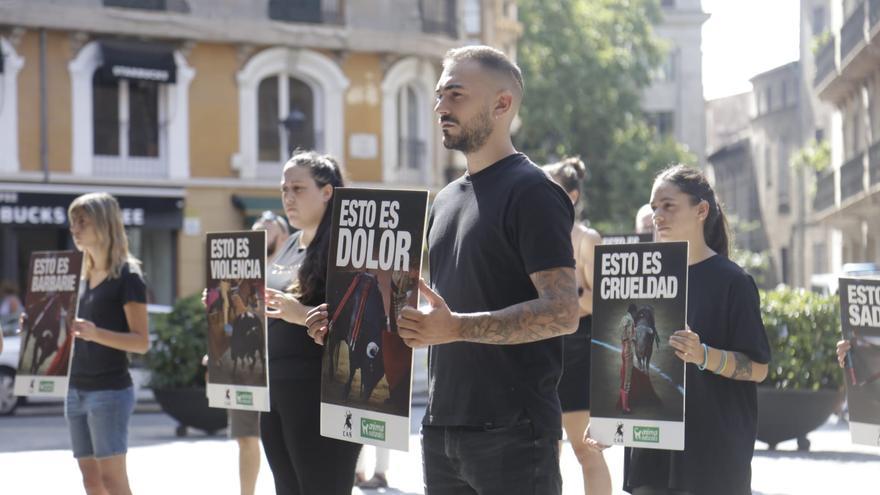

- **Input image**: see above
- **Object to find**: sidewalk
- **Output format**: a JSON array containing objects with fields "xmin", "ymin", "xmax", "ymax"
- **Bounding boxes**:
[{"xmin": 0, "ymin": 409, "xmax": 876, "ymax": 494}]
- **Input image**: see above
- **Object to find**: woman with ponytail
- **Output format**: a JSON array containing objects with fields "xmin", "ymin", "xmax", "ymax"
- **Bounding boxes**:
[
  {"xmin": 260, "ymin": 151, "xmax": 361, "ymax": 494},
  {"xmin": 586, "ymin": 165, "xmax": 771, "ymax": 494},
  {"xmin": 542, "ymin": 157, "xmax": 612, "ymax": 495}
]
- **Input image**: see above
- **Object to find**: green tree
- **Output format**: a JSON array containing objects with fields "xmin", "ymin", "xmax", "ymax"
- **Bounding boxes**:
[{"xmin": 515, "ymin": 0, "xmax": 695, "ymax": 233}]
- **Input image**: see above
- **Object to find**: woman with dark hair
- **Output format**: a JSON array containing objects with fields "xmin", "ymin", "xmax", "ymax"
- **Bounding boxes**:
[
  {"xmin": 542, "ymin": 157, "xmax": 612, "ymax": 495},
  {"xmin": 260, "ymin": 151, "xmax": 361, "ymax": 495},
  {"xmin": 586, "ymin": 164, "xmax": 771, "ymax": 495}
]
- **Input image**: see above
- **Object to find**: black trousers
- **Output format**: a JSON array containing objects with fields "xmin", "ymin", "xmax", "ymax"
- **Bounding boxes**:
[
  {"xmin": 261, "ymin": 376, "xmax": 362, "ymax": 495},
  {"xmin": 422, "ymin": 422, "xmax": 561, "ymax": 495}
]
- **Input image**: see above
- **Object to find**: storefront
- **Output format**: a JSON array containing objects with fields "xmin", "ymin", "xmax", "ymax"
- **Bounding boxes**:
[{"xmin": 0, "ymin": 184, "xmax": 183, "ymax": 305}]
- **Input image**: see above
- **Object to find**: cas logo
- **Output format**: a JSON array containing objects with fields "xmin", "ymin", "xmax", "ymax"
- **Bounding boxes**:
[
  {"xmin": 614, "ymin": 422, "xmax": 624, "ymax": 444},
  {"xmin": 343, "ymin": 411, "xmax": 353, "ymax": 438}
]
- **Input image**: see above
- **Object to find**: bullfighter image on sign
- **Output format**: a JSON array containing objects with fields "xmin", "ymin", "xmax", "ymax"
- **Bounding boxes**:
[
  {"xmin": 839, "ymin": 277, "xmax": 880, "ymax": 446},
  {"xmin": 14, "ymin": 251, "xmax": 83, "ymax": 398},
  {"xmin": 205, "ymin": 231, "xmax": 269, "ymax": 412},
  {"xmin": 590, "ymin": 241, "xmax": 688, "ymax": 450},
  {"xmin": 320, "ymin": 188, "xmax": 428, "ymax": 451}
]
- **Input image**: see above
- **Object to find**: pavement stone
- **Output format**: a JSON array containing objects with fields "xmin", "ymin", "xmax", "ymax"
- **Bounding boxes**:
[{"xmin": 0, "ymin": 404, "xmax": 877, "ymax": 494}]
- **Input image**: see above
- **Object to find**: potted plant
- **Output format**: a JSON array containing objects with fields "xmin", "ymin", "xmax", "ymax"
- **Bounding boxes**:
[
  {"xmin": 144, "ymin": 294, "xmax": 226, "ymax": 436},
  {"xmin": 757, "ymin": 286, "xmax": 843, "ymax": 450}
]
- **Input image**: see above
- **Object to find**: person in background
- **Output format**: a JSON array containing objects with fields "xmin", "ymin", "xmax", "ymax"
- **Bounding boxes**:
[
  {"xmin": 0, "ymin": 280, "xmax": 23, "ymax": 334},
  {"xmin": 543, "ymin": 157, "xmax": 611, "ymax": 495},
  {"xmin": 355, "ymin": 446, "xmax": 390, "ymax": 489},
  {"xmin": 635, "ymin": 203, "xmax": 654, "ymax": 236},
  {"xmin": 227, "ymin": 211, "xmax": 290, "ymax": 495}
]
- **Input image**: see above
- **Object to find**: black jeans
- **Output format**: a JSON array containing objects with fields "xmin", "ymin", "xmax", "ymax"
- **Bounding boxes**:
[
  {"xmin": 261, "ymin": 376, "xmax": 362, "ymax": 495},
  {"xmin": 422, "ymin": 422, "xmax": 562, "ymax": 495}
]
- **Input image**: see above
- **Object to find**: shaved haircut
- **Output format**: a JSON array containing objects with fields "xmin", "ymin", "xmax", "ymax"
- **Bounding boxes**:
[{"xmin": 443, "ymin": 45, "xmax": 524, "ymax": 97}]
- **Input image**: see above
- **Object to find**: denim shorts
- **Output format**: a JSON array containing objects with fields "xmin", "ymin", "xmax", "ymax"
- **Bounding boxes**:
[{"xmin": 65, "ymin": 386, "xmax": 136, "ymax": 459}]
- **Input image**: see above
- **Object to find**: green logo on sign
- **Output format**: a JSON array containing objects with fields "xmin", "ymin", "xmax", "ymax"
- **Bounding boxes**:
[
  {"xmin": 236, "ymin": 391, "xmax": 253, "ymax": 406},
  {"xmin": 632, "ymin": 426, "xmax": 660, "ymax": 443},
  {"xmin": 360, "ymin": 418, "xmax": 386, "ymax": 441},
  {"xmin": 39, "ymin": 381, "xmax": 54, "ymax": 393}
]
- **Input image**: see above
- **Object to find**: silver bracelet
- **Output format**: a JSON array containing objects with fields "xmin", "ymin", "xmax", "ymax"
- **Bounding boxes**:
[{"xmin": 697, "ymin": 343, "xmax": 709, "ymax": 371}]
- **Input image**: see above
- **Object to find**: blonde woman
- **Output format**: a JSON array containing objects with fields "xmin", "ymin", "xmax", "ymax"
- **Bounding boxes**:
[{"xmin": 66, "ymin": 192, "xmax": 148, "ymax": 495}]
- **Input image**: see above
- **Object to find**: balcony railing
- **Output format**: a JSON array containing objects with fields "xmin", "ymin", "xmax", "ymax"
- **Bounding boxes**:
[
  {"xmin": 94, "ymin": 155, "xmax": 168, "ymax": 179},
  {"xmin": 268, "ymin": 0, "xmax": 344, "ymax": 25},
  {"xmin": 421, "ymin": 0, "xmax": 458, "ymax": 38},
  {"xmin": 840, "ymin": 152, "xmax": 866, "ymax": 201},
  {"xmin": 841, "ymin": 1, "xmax": 867, "ymax": 61},
  {"xmin": 870, "ymin": 140, "xmax": 880, "ymax": 186},
  {"xmin": 813, "ymin": 169, "xmax": 835, "ymax": 212},
  {"xmin": 814, "ymin": 37, "xmax": 836, "ymax": 87},
  {"xmin": 871, "ymin": 0, "xmax": 880, "ymax": 32}
]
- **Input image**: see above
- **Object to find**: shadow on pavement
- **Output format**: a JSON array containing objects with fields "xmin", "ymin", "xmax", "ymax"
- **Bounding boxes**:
[{"xmin": 753, "ymin": 448, "xmax": 880, "ymax": 462}]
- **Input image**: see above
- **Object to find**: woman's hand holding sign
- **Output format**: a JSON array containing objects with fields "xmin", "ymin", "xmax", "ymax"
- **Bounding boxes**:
[
  {"xmin": 305, "ymin": 304, "xmax": 329, "ymax": 345},
  {"xmin": 669, "ymin": 325, "xmax": 703, "ymax": 365},
  {"xmin": 397, "ymin": 279, "xmax": 462, "ymax": 348}
]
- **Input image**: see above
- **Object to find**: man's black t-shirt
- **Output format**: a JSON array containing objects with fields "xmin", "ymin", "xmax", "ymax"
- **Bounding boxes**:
[
  {"xmin": 424, "ymin": 153, "xmax": 575, "ymax": 438},
  {"xmin": 71, "ymin": 262, "xmax": 146, "ymax": 390},
  {"xmin": 624, "ymin": 255, "xmax": 772, "ymax": 495}
]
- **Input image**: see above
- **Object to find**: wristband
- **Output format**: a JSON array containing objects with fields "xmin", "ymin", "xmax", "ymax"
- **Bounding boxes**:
[
  {"xmin": 715, "ymin": 350, "xmax": 728, "ymax": 374},
  {"xmin": 697, "ymin": 343, "xmax": 709, "ymax": 371}
]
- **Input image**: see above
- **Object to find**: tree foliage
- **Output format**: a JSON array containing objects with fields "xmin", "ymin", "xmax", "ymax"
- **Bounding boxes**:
[{"xmin": 515, "ymin": 0, "xmax": 695, "ymax": 233}]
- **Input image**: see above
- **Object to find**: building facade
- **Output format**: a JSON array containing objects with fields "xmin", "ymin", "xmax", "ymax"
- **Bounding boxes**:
[
  {"xmin": 812, "ymin": 0, "xmax": 880, "ymax": 276},
  {"xmin": 0, "ymin": 0, "xmax": 520, "ymax": 303},
  {"xmin": 642, "ymin": 0, "xmax": 709, "ymax": 165}
]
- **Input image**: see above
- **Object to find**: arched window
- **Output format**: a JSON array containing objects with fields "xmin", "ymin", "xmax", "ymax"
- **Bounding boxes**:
[
  {"xmin": 236, "ymin": 48, "xmax": 348, "ymax": 179},
  {"xmin": 382, "ymin": 57, "xmax": 436, "ymax": 185},
  {"xmin": 397, "ymin": 84, "xmax": 424, "ymax": 174},
  {"xmin": 257, "ymin": 75, "xmax": 316, "ymax": 162}
]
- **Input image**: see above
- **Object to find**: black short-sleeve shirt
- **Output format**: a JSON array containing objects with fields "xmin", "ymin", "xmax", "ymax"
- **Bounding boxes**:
[
  {"xmin": 624, "ymin": 255, "xmax": 772, "ymax": 495},
  {"xmin": 71, "ymin": 262, "xmax": 147, "ymax": 390},
  {"xmin": 424, "ymin": 153, "xmax": 575, "ymax": 438},
  {"xmin": 265, "ymin": 231, "xmax": 323, "ymax": 380}
]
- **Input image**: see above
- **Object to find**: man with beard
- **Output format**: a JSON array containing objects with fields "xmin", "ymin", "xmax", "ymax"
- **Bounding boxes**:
[{"xmin": 396, "ymin": 46, "xmax": 579, "ymax": 495}]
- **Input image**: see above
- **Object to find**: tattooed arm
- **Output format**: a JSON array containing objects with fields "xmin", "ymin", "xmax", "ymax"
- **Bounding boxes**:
[
  {"xmin": 721, "ymin": 351, "xmax": 769, "ymax": 382},
  {"xmin": 669, "ymin": 329, "xmax": 769, "ymax": 383},
  {"xmin": 397, "ymin": 267, "xmax": 579, "ymax": 347},
  {"xmin": 457, "ymin": 267, "xmax": 579, "ymax": 344}
]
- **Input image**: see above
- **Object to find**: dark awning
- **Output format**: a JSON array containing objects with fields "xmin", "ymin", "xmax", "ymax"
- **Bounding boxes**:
[
  {"xmin": 98, "ymin": 40, "xmax": 176, "ymax": 84},
  {"xmin": 0, "ymin": 189, "xmax": 184, "ymax": 230},
  {"xmin": 231, "ymin": 195, "xmax": 284, "ymax": 228}
]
